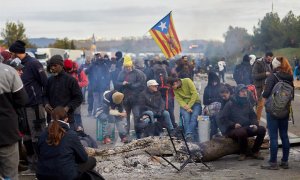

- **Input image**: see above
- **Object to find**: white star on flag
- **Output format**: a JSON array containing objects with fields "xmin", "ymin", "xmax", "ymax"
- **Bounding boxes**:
[{"xmin": 158, "ymin": 22, "xmax": 167, "ymax": 32}]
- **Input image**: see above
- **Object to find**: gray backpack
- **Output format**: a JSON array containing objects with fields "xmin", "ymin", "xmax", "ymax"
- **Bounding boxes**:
[{"xmin": 265, "ymin": 74, "xmax": 294, "ymax": 119}]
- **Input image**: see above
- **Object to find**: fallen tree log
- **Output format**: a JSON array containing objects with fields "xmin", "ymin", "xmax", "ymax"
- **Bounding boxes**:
[{"xmin": 86, "ymin": 136, "xmax": 263, "ymax": 162}]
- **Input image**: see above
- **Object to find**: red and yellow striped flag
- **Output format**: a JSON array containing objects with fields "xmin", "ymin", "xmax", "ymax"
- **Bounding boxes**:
[{"xmin": 149, "ymin": 12, "xmax": 182, "ymax": 59}]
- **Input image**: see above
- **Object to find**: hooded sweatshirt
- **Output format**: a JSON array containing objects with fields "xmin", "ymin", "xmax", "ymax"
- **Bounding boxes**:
[{"xmin": 203, "ymin": 72, "xmax": 222, "ymax": 105}]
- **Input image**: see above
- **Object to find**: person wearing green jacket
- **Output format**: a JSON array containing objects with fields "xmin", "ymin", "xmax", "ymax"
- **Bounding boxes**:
[{"xmin": 167, "ymin": 78, "xmax": 202, "ymax": 141}]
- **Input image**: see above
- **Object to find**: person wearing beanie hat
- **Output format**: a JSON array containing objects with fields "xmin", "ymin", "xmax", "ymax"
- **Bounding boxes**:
[
  {"xmin": 233, "ymin": 54, "xmax": 253, "ymax": 85},
  {"xmin": 112, "ymin": 92, "xmax": 124, "ymax": 104},
  {"xmin": 9, "ymin": 40, "xmax": 48, "ymax": 174},
  {"xmin": 64, "ymin": 59, "xmax": 73, "ymax": 70},
  {"xmin": 261, "ymin": 56, "xmax": 293, "ymax": 170},
  {"xmin": 115, "ymin": 51, "xmax": 123, "ymax": 59},
  {"xmin": 249, "ymin": 54, "xmax": 256, "ymax": 66},
  {"xmin": 271, "ymin": 57, "xmax": 281, "ymax": 70},
  {"xmin": 9, "ymin": 40, "xmax": 26, "ymax": 54},
  {"xmin": 219, "ymin": 83, "xmax": 266, "ymax": 161},
  {"xmin": 49, "ymin": 55, "xmax": 64, "ymax": 67},
  {"xmin": 45, "ymin": 54, "xmax": 83, "ymax": 130},
  {"xmin": 96, "ymin": 90, "xmax": 128, "ymax": 144},
  {"xmin": 123, "ymin": 55, "xmax": 133, "ymax": 67},
  {"xmin": 116, "ymin": 55, "xmax": 146, "ymax": 137},
  {"xmin": 0, "ymin": 51, "xmax": 12, "ymax": 64}
]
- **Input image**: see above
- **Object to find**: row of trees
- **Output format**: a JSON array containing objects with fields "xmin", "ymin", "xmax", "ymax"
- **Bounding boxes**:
[
  {"xmin": 223, "ymin": 11, "xmax": 300, "ymax": 58},
  {"xmin": 0, "ymin": 22, "xmax": 76, "ymax": 49}
]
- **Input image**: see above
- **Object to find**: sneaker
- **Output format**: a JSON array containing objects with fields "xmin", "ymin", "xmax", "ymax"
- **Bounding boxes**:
[
  {"xmin": 238, "ymin": 154, "xmax": 246, "ymax": 161},
  {"xmin": 279, "ymin": 161, "xmax": 289, "ymax": 169},
  {"xmin": 103, "ymin": 137, "xmax": 112, "ymax": 144},
  {"xmin": 18, "ymin": 163, "xmax": 28, "ymax": 172},
  {"xmin": 251, "ymin": 152, "xmax": 264, "ymax": 160},
  {"xmin": 21, "ymin": 168, "xmax": 36, "ymax": 175},
  {"xmin": 261, "ymin": 162, "xmax": 279, "ymax": 170}
]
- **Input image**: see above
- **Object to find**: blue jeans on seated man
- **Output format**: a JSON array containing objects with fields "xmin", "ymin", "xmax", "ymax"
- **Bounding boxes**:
[
  {"xmin": 180, "ymin": 103, "xmax": 202, "ymax": 141},
  {"xmin": 142, "ymin": 110, "xmax": 174, "ymax": 131},
  {"xmin": 266, "ymin": 113, "xmax": 290, "ymax": 163}
]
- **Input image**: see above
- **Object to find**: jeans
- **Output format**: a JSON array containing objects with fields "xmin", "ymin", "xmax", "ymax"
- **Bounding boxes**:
[
  {"xmin": 168, "ymin": 97, "xmax": 176, "ymax": 127},
  {"xmin": 81, "ymin": 86, "xmax": 87, "ymax": 102},
  {"xmin": 210, "ymin": 115, "xmax": 218, "ymax": 138},
  {"xmin": 104, "ymin": 115, "xmax": 127, "ymax": 138},
  {"xmin": 0, "ymin": 142, "xmax": 19, "ymax": 180},
  {"xmin": 218, "ymin": 70, "xmax": 225, "ymax": 83},
  {"xmin": 266, "ymin": 113, "xmax": 290, "ymax": 163},
  {"xmin": 180, "ymin": 103, "xmax": 202, "ymax": 138},
  {"xmin": 92, "ymin": 91, "xmax": 104, "ymax": 115},
  {"xmin": 143, "ymin": 110, "xmax": 174, "ymax": 130},
  {"xmin": 87, "ymin": 86, "xmax": 93, "ymax": 114},
  {"xmin": 74, "ymin": 105, "xmax": 83, "ymax": 129}
]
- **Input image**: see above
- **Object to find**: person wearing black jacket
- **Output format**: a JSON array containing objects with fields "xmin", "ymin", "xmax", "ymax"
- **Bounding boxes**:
[
  {"xmin": 203, "ymin": 72, "xmax": 222, "ymax": 138},
  {"xmin": 9, "ymin": 40, "xmax": 48, "ymax": 174},
  {"xmin": 44, "ymin": 55, "xmax": 83, "ymax": 130},
  {"xmin": 138, "ymin": 80, "xmax": 174, "ymax": 138},
  {"xmin": 0, "ymin": 62, "xmax": 28, "ymax": 180},
  {"xmin": 219, "ymin": 84, "xmax": 266, "ymax": 161},
  {"xmin": 203, "ymin": 72, "xmax": 222, "ymax": 105},
  {"xmin": 37, "ymin": 107, "xmax": 96, "ymax": 180},
  {"xmin": 96, "ymin": 90, "xmax": 128, "ymax": 144},
  {"xmin": 261, "ymin": 57, "xmax": 294, "ymax": 170},
  {"xmin": 85, "ymin": 55, "xmax": 110, "ymax": 116},
  {"xmin": 233, "ymin": 54, "xmax": 253, "ymax": 85},
  {"xmin": 116, "ymin": 55, "xmax": 146, "ymax": 136}
]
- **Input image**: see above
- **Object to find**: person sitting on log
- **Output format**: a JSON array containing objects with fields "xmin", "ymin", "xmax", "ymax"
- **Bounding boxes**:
[
  {"xmin": 219, "ymin": 84, "xmax": 266, "ymax": 161},
  {"xmin": 138, "ymin": 80, "xmax": 175, "ymax": 138}
]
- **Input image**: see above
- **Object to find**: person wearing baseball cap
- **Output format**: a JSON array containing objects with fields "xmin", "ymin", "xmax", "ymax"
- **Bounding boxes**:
[
  {"xmin": 9, "ymin": 57, "xmax": 24, "ymax": 76},
  {"xmin": 137, "ymin": 80, "xmax": 175, "ymax": 137}
]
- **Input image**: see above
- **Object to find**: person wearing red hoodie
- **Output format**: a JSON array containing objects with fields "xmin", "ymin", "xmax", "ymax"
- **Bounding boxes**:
[{"xmin": 64, "ymin": 59, "xmax": 88, "ymax": 130}]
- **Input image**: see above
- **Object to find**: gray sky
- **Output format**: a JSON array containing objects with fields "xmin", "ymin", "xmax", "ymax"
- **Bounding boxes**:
[{"xmin": 1, "ymin": 0, "xmax": 300, "ymax": 41}]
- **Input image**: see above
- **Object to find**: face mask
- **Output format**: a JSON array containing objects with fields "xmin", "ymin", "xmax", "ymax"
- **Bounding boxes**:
[{"xmin": 236, "ymin": 96, "xmax": 248, "ymax": 105}]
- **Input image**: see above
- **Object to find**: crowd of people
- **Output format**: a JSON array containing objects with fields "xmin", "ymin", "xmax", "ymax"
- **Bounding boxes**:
[{"xmin": 0, "ymin": 39, "xmax": 295, "ymax": 179}]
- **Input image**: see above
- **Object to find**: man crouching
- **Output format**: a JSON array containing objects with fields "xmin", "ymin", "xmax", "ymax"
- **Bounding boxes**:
[{"xmin": 219, "ymin": 84, "xmax": 266, "ymax": 161}]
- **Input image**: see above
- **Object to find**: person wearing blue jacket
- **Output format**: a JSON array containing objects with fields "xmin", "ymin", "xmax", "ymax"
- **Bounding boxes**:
[
  {"xmin": 37, "ymin": 107, "xmax": 96, "ymax": 180},
  {"xmin": 85, "ymin": 55, "xmax": 110, "ymax": 115}
]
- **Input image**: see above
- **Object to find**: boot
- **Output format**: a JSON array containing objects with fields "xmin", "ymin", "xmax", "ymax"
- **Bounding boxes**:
[{"xmin": 261, "ymin": 162, "xmax": 279, "ymax": 170}]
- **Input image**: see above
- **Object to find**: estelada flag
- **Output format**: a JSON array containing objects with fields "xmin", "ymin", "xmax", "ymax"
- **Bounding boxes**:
[{"xmin": 149, "ymin": 12, "xmax": 182, "ymax": 59}]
